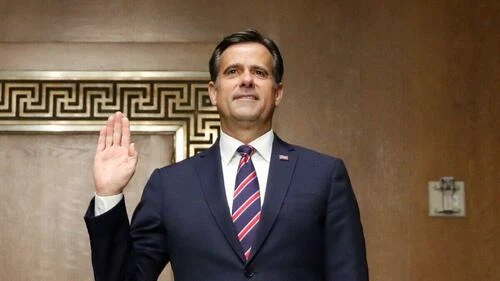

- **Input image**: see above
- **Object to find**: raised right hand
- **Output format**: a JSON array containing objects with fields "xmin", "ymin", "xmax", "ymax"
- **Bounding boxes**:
[{"xmin": 94, "ymin": 112, "xmax": 138, "ymax": 196}]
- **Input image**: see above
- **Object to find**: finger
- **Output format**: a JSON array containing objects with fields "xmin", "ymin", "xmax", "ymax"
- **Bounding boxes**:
[
  {"xmin": 129, "ymin": 143, "xmax": 138, "ymax": 158},
  {"xmin": 113, "ymin": 112, "xmax": 123, "ymax": 146},
  {"xmin": 122, "ymin": 116, "xmax": 131, "ymax": 148},
  {"xmin": 105, "ymin": 114, "xmax": 115, "ymax": 148},
  {"xmin": 96, "ymin": 127, "xmax": 106, "ymax": 152}
]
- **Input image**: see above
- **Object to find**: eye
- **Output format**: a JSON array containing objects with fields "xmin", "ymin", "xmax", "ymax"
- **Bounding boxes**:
[
  {"xmin": 254, "ymin": 68, "xmax": 268, "ymax": 78},
  {"xmin": 224, "ymin": 67, "xmax": 239, "ymax": 76}
]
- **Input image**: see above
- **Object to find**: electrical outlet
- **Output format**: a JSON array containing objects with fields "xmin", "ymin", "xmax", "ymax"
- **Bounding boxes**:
[{"xmin": 428, "ymin": 180, "xmax": 466, "ymax": 217}]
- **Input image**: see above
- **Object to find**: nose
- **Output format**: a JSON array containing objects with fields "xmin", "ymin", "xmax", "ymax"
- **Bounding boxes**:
[{"xmin": 239, "ymin": 69, "xmax": 255, "ymax": 88}]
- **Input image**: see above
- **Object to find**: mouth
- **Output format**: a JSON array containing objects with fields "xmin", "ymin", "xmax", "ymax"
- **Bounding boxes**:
[{"xmin": 233, "ymin": 94, "xmax": 258, "ymax": 101}]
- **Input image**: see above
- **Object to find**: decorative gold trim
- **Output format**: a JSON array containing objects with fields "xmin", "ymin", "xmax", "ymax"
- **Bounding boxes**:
[{"xmin": 0, "ymin": 71, "xmax": 220, "ymax": 161}]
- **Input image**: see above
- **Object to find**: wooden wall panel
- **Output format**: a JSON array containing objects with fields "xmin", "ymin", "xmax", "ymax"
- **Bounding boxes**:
[
  {"xmin": 0, "ymin": 43, "xmax": 213, "ymax": 71},
  {"xmin": 0, "ymin": 0, "xmax": 498, "ymax": 280},
  {"xmin": 403, "ymin": 1, "xmax": 500, "ymax": 280},
  {"xmin": 0, "ymin": 134, "xmax": 174, "ymax": 281}
]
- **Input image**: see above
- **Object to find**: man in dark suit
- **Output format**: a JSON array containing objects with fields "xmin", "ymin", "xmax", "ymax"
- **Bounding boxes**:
[{"xmin": 85, "ymin": 29, "xmax": 369, "ymax": 281}]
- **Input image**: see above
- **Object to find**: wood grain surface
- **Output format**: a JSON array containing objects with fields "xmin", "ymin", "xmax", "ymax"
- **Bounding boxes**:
[
  {"xmin": 0, "ymin": 133, "xmax": 174, "ymax": 281},
  {"xmin": 0, "ymin": 0, "xmax": 498, "ymax": 280}
]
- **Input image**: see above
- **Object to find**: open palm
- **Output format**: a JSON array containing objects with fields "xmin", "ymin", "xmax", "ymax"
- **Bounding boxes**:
[{"xmin": 94, "ymin": 112, "xmax": 138, "ymax": 196}]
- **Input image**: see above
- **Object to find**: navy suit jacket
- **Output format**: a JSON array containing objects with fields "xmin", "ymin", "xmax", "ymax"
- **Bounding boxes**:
[{"xmin": 85, "ymin": 136, "xmax": 369, "ymax": 281}]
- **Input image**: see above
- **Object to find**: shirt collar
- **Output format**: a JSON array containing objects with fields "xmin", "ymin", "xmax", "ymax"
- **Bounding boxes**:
[{"xmin": 219, "ymin": 129, "xmax": 274, "ymax": 165}]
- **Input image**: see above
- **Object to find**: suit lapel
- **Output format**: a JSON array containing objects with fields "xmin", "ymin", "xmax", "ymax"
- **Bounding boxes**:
[
  {"xmin": 250, "ymin": 136, "xmax": 297, "ymax": 260},
  {"xmin": 194, "ymin": 141, "xmax": 246, "ymax": 263}
]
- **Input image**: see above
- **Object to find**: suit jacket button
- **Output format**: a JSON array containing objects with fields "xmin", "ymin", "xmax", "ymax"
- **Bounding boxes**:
[{"xmin": 244, "ymin": 270, "xmax": 255, "ymax": 278}]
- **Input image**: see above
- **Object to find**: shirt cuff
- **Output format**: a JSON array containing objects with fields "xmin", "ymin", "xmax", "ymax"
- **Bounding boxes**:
[{"xmin": 94, "ymin": 193, "xmax": 124, "ymax": 216}]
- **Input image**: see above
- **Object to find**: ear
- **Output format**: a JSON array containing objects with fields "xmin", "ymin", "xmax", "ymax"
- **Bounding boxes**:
[
  {"xmin": 208, "ymin": 81, "xmax": 217, "ymax": 106},
  {"xmin": 274, "ymin": 83, "xmax": 284, "ymax": 106}
]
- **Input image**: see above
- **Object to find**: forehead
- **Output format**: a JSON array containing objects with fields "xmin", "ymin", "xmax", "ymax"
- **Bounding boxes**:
[{"xmin": 219, "ymin": 42, "xmax": 273, "ymax": 69}]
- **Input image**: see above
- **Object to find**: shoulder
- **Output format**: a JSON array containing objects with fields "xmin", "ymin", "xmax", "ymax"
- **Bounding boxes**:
[
  {"xmin": 275, "ymin": 135, "xmax": 344, "ymax": 165},
  {"xmin": 292, "ymin": 145, "xmax": 347, "ymax": 176},
  {"xmin": 154, "ymin": 143, "xmax": 218, "ymax": 175},
  {"xmin": 274, "ymin": 136, "xmax": 350, "ymax": 180},
  {"xmin": 293, "ymin": 144, "xmax": 341, "ymax": 161}
]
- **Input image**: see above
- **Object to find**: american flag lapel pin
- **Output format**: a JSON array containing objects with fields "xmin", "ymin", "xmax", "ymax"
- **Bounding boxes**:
[{"xmin": 279, "ymin": 154, "xmax": 289, "ymax": 161}]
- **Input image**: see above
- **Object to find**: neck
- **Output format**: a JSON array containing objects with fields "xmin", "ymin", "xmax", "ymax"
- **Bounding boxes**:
[{"xmin": 221, "ymin": 121, "xmax": 272, "ymax": 144}]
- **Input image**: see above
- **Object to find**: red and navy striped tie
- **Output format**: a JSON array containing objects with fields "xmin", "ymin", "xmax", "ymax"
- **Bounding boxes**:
[{"xmin": 232, "ymin": 145, "xmax": 261, "ymax": 261}]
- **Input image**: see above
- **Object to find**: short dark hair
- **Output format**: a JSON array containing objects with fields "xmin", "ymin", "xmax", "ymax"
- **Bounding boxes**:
[{"xmin": 209, "ymin": 29, "xmax": 284, "ymax": 84}]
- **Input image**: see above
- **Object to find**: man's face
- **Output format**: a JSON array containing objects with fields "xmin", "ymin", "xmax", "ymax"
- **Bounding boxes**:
[{"xmin": 208, "ymin": 42, "xmax": 283, "ymax": 134}]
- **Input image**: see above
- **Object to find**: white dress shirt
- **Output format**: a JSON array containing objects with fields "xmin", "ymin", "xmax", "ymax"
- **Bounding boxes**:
[
  {"xmin": 219, "ymin": 130, "xmax": 273, "ymax": 211},
  {"xmin": 94, "ymin": 130, "xmax": 274, "ymax": 216}
]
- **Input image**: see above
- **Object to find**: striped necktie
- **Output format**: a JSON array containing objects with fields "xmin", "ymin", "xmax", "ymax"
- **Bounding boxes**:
[{"xmin": 232, "ymin": 145, "xmax": 261, "ymax": 260}]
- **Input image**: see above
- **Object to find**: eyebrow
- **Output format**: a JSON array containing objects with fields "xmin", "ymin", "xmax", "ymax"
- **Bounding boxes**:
[
  {"xmin": 223, "ymin": 63, "xmax": 270, "ymax": 72},
  {"xmin": 223, "ymin": 63, "xmax": 242, "ymax": 71}
]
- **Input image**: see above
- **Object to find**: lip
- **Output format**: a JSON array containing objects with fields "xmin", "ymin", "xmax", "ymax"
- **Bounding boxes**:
[{"xmin": 233, "ymin": 94, "xmax": 258, "ymax": 100}]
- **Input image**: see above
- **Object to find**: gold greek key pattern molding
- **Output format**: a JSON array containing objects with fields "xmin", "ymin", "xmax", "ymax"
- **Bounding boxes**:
[{"xmin": 0, "ymin": 71, "xmax": 219, "ymax": 159}]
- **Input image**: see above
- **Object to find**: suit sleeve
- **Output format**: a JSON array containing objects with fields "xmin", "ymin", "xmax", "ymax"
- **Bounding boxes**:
[
  {"xmin": 324, "ymin": 159, "xmax": 369, "ymax": 281},
  {"xmin": 84, "ymin": 169, "xmax": 170, "ymax": 281}
]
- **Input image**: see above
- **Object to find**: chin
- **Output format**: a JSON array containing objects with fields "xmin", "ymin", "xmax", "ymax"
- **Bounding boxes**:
[
  {"xmin": 231, "ymin": 109, "xmax": 260, "ymax": 119},
  {"xmin": 234, "ymin": 115, "xmax": 260, "ymax": 122}
]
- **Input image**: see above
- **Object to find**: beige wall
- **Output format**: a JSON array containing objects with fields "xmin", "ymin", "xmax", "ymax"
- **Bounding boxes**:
[
  {"xmin": 0, "ymin": 134, "xmax": 174, "ymax": 281},
  {"xmin": 1, "ymin": 0, "xmax": 498, "ymax": 280}
]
